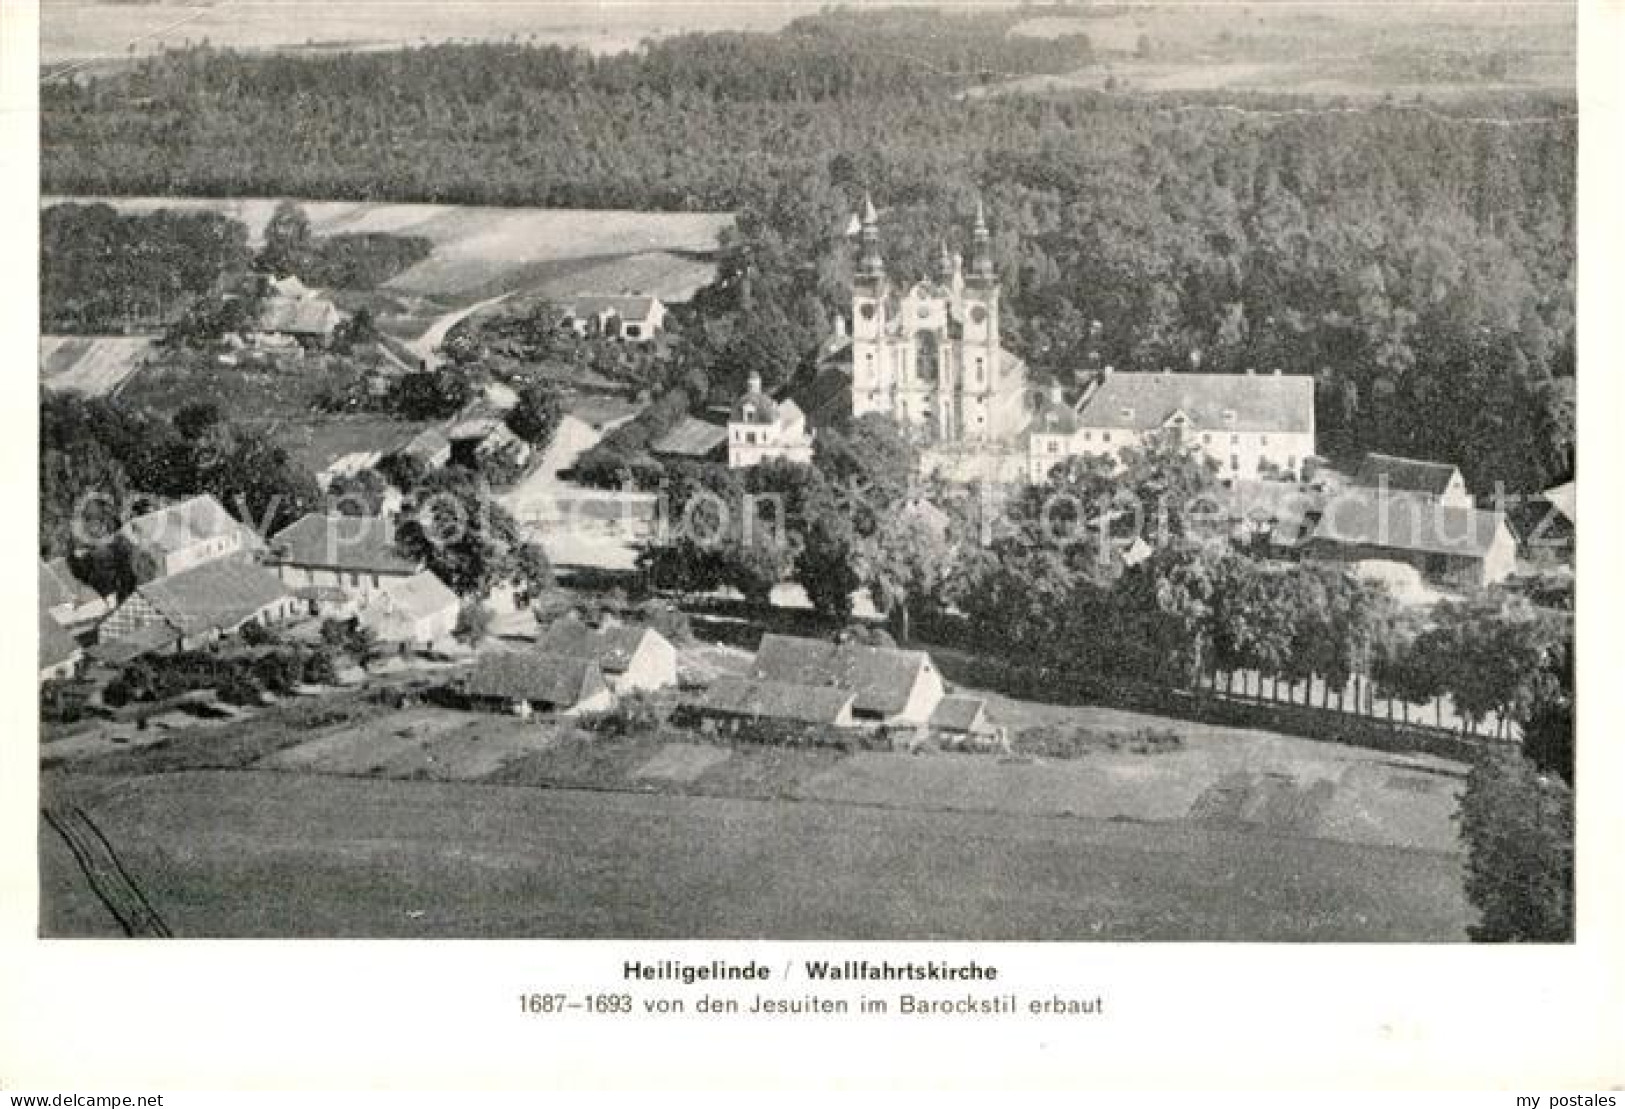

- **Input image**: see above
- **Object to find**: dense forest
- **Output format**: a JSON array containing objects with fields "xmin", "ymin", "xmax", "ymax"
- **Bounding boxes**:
[{"xmin": 40, "ymin": 7, "xmax": 1576, "ymax": 491}]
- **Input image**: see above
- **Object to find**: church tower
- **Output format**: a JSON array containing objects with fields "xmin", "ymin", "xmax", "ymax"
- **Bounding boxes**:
[
  {"xmin": 848, "ymin": 194, "xmax": 1026, "ymax": 445},
  {"xmin": 851, "ymin": 192, "xmax": 891, "ymax": 421}
]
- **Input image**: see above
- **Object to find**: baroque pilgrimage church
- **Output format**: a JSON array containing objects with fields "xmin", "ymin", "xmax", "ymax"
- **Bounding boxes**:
[{"xmin": 849, "ymin": 195, "xmax": 1030, "ymax": 445}]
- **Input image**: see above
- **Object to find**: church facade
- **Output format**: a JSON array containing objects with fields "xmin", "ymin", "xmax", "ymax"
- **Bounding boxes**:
[{"xmin": 849, "ymin": 197, "xmax": 1029, "ymax": 445}]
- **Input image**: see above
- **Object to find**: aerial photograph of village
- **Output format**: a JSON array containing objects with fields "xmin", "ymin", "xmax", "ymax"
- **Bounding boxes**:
[{"xmin": 35, "ymin": 0, "xmax": 1576, "ymax": 941}]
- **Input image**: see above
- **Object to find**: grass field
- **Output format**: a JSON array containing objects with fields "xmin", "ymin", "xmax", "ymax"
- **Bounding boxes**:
[
  {"xmin": 40, "ymin": 0, "xmax": 852, "ymax": 67},
  {"xmin": 40, "ymin": 769, "xmax": 1468, "ymax": 939},
  {"xmin": 993, "ymin": 2, "xmax": 1573, "ymax": 102}
]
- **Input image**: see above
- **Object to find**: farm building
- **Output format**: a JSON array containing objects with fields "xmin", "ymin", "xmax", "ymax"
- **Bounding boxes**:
[
  {"xmin": 268, "ymin": 513, "xmax": 421, "ymax": 608},
  {"xmin": 1298, "ymin": 488, "xmax": 1518, "ymax": 591},
  {"xmin": 119, "ymin": 494, "xmax": 264, "ymax": 582},
  {"xmin": 358, "ymin": 570, "xmax": 459, "ymax": 647},
  {"xmin": 649, "ymin": 417, "xmax": 728, "ymax": 464},
  {"xmin": 536, "ymin": 618, "xmax": 677, "ymax": 694},
  {"xmin": 40, "ymin": 557, "xmax": 114, "ymax": 628},
  {"xmin": 928, "ymin": 695, "xmax": 999, "ymax": 745},
  {"xmin": 751, "ymin": 634, "xmax": 946, "ymax": 728},
  {"xmin": 683, "ymin": 676, "xmax": 857, "ymax": 730},
  {"xmin": 1352, "ymin": 453, "xmax": 1472, "ymax": 507},
  {"xmin": 99, "ymin": 558, "xmax": 299, "ymax": 652},
  {"xmin": 727, "ymin": 372, "xmax": 815, "ymax": 469},
  {"xmin": 255, "ymin": 275, "xmax": 344, "ymax": 345},
  {"xmin": 1033, "ymin": 368, "xmax": 1316, "ymax": 484},
  {"xmin": 447, "ymin": 412, "xmax": 530, "ymax": 470},
  {"xmin": 390, "ymin": 425, "xmax": 453, "ymax": 471},
  {"xmin": 1511, "ymin": 479, "xmax": 1575, "ymax": 562},
  {"xmin": 39, "ymin": 605, "xmax": 84, "ymax": 684},
  {"xmin": 460, "ymin": 652, "xmax": 613, "ymax": 717},
  {"xmin": 560, "ymin": 295, "xmax": 668, "ymax": 343}
]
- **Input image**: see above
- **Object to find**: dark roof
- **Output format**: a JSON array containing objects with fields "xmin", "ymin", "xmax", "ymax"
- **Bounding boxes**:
[
  {"xmin": 1353, "ymin": 453, "xmax": 1463, "ymax": 497},
  {"xmin": 120, "ymin": 495, "xmax": 261, "ymax": 556},
  {"xmin": 463, "ymin": 651, "xmax": 607, "ymax": 706},
  {"xmin": 690, "ymin": 676, "xmax": 854, "ymax": 725},
  {"xmin": 537, "ymin": 619, "xmax": 659, "ymax": 676},
  {"xmin": 929, "ymin": 695, "xmax": 991, "ymax": 734},
  {"xmin": 86, "ymin": 622, "xmax": 179, "ymax": 666},
  {"xmin": 730, "ymin": 388, "xmax": 784, "ymax": 426},
  {"xmin": 269, "ymin": 514, "xmax": 419, "ymax": 575},
  {"xmin": 39, "ymin": 608, "xmax": 81, "ymax": 670},
  {"xmin": 394, "ymin": 424, "xmax": 452, "ymax": 461},
  {"xmin": 1306, "ymin": 489, "xmax": 1511, "ymax": 560},
  {"xmin": 1542, "ymin": 481, "xmax": 1575, "ymax": 525},
  {"xmin": 135, "ymin": 559, "xmax": 292, "ymax": 636},
  {"xmin": 649, "ymin": 417, "xmax": 728, "ymax": 458},
  {"xmin": 1075, "ymin": 371, "xmax": 1314, "ymax": 434},
  {"xmin": 752, "ymin": 634, "xmax": 931, "ymax": 716},
  {"xmin": 788, "ymin": 363, "xmax": 853, "ymax": 429}
]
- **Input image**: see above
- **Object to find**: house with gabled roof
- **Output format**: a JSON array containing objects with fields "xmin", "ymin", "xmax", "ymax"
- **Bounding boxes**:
[
  {"xmin": 560, "ymin": 294, "xmax": 667, "ymax": 343},
  {"xmin": 268, "ymin": 513, "xmax": 421, "ymax": 607},
  {"xmin": 1353, "ymin": 453, "xmax": 1471, "ymax": 508},
  {"xmin": 929, "ymin": 695, "xmax": 1000, "ymax": 745},
  {"xmin": 650, "ymin": 416, "xmax": 728, "ymax": 464},
  {"xmin": 461, "ymin": 651, "xmax": 613, "ymax": 717},
  {"xmin": 751, "ymin": 633, "xmax": 945, "ymax": 727},
  {"xmin": 1298, "ymin": 487, "xmax": 1518, "ymax": 591},
  {"xmin": 684, "ymin": 676, "xmax": 857, "ymax": 729},
  {"xmin": 256, "ymin": 274, "xmax": 344, "ymax": 345},
  {"xmin": 537, "ymin": 617, "xmax": 677, "ymax": 694},
  {"xmin": 39, "ymin": 604, "xmax": 84, "ymax": 684},
  {"xmin": 99, "ymin": 558, "xmax": 299, "ymax": 652},
  {"xmin": 119, "ymin": 494, "xmax": 264, "ymax": 582},
  {"xmin": 1042, "ymin": 368, "xmax": 1315, "ymax": 484},
  {"xmin": 40, "ymin": 557, "xmax": 114, "ymax": 628},
  {"xmin": 358, "ymin": 570, "xmax": 459, "ymax": 647}
]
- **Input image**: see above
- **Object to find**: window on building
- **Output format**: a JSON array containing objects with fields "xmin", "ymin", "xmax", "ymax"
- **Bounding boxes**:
[
  {"xmin": 1048, "ymin": 441, "xmax": 1059, "ymax": 454},
  {"xmin": 349, "ymin": 572, "xmax": 360, "ymax": 587},
  {"xmin": 1119, "ymin": 407, "xmax": 1134, "ymax": 420},
  {"xmin": 1231, "ymin": 434, "xmax": 1240, "ymax": 445},
  {"xmin": 625, "ymin": 325, "xmax": 641, "ymax": 339},
  {"xmin": 1230, "ymin": 455, "xmax": 1240, "ymax": 471},
  {"xmin": 1202, "ymin": 433, "xmax": 1212, "ymax": 445},
  {"xmin": 1259, "ymin": 435, "xmax": 1269, "ymax": 446},
  {"xmin": 1082, "ymin": 431, "xmax": 1092, "ymax": 441},
  {"xmin": 1103, "ymin": 432, "xmax": 1112, "ymax": 443},
  {"xmin": 1287, "ymin": 456, "xmax": 1296, "ymax": 472},
  {"xmin": 742, "ymin": 404, "xmax": 756, "ymax": 421},
  {"xmin": 1223, "ymin": 409, "xmax": 1236, "ymax": 424}
]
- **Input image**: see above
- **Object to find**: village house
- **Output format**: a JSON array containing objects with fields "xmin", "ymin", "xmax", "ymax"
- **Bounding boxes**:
[
  {"xmin": 727, "ymin": 372, "xmax": 815, "ymax": 469},
  {"xmin": 1516, "ymin": 479, "xmax": 1575, "ymax": 562},
  {"xmin": 559, "ymin": 295, "xmax": 668, "ymax": 343},
  {"xmin": 536, "ymin": 618, "xmax": 678, "ymax": 694},
  {"xmin": 40, "ymin": 557, "xmax": 114, "ymax": 629},
  {"xmin": 99, "ymin": 558, "xmax": 299, "ymax": 653},
  {"xmin": 1031, "ymin": 368, "xmax": 1316, "ymax": 485},
  {"xmin": 460, "ymin": 652, "xmax": 614, "ymax": 717},
  {"xmin": 39, "ymin": 604, "xmax": 84, "ymax": 684},
  {"xmin": 254, "ymin": 275, "xmax": 344, "ymax": 347},
  {"xmin": 1352, "ymin": 452, "xmax": 1472, "ymax": 508},
  {"xmin": 357, "ymin": 570, "xmax": 460, "ymax": 647},
  {"xmin": 390, "ymin": 425, "xmax": 453, "ymax": 472},
  {"xmin": 750, "ymin": 633, "xmax": 947, "ymax": 728},
  {"xmin": 446, "ymin": 411, "xmax": 530, "ymax": 471},
  {"xmin": 267, "ymin": 513, "xmax": 421, "ymax": 611},
  {"xmin": 683, "ymin": 676, "xmax": 858, "ymax": 732},
  {"xmin": 119, "ymin": 494, "xmax": 264, "ymax": 583},
  {"xmin": 928, "ymin": 695, "xmax": 1002, "ymax": 747},
  {"xmin": 1297, "ymin": 487, "xmax": 1518, "ymax": 591}
]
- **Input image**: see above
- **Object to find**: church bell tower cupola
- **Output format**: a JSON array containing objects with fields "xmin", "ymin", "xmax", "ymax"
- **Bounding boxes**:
[
  {"xmin": 857, "ymin": 192, "xmax": 886, "ymax": 282},
  {"xmin": 969, "ymin": 196, "xmax": 996, "ymax": 284}
]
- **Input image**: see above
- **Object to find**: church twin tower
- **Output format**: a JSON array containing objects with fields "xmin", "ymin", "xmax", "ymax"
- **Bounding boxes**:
[{"xmin": 849, "ymin": 195, "xmax": 1029, "ymax": 445}]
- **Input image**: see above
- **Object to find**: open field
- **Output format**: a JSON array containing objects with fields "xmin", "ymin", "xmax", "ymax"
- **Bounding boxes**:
[
  {"xmin": 44, "ymin": 196, "xmax": 731, "ymax": 305},
  {"xmin": 992, "ymin": 2, "xmax": 1573, "ymax": 102},
  {"xmin": 39, "ymin": 335, "xmax": 154, "ymax": 396},
  {"xmin": 41, "ymin": 769, "xmax": 1468, "ymax": 939},
  {"xmin": 40, "ymin": 0, "xmax": 868, "ymax": 67}
]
